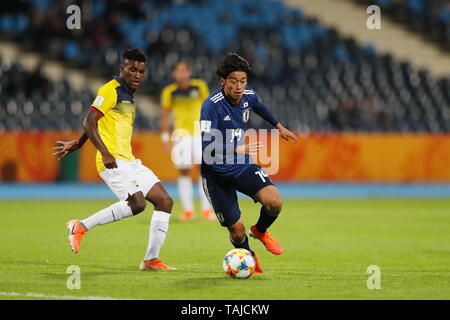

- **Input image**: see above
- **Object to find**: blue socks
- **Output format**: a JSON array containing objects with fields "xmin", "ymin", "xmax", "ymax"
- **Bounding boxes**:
[
  {"xmin": 255, "ymin": 206, "xmax": 278, "ymax": 233},
  {"xmin": 230, "ymin": 234, "xmax": 252, "ymax": 254}
]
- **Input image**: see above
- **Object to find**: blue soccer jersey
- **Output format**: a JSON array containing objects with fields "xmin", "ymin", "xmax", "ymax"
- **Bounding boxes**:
[{"xmin": 200, "ymin": 88, "xmax": 279, "ymax": 178}]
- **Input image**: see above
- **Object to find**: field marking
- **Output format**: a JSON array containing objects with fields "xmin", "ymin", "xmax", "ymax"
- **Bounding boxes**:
[{"xmin": 0, "ymin": 291, "xmax": 137, "ymax": 300}]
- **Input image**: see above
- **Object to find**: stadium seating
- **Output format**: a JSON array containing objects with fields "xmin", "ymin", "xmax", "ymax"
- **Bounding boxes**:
[
  {"xmin": 0, "ymin": 58, "xmax": 90, "ymax": 130},
  {"xmin": 0, "ymin": 56, "xmax": 153, "ymax": 131},
  {"xmin": 354, "ymin": 0, "xmax": 450, "ymax": 51},
  {"xmin": 0, "ymin": 0, "xmax": 449, "ymax": 132}
]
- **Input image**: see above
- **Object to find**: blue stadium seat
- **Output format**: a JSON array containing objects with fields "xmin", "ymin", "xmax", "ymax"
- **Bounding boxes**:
[{"xmin": 0, "ymin": 0, "xmax": 448, "ymax": 132}]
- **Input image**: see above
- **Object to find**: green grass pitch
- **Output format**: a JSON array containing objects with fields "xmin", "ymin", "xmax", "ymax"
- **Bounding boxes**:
[{"xmin": 0, "ymin": 198, "xmax": 449, "ymax": 300}]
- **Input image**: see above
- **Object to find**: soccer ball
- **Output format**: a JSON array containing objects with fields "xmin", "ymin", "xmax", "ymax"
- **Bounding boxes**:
[{"xmin": 223, "ymin": 248, "xmax": 256, "ymax": 279}]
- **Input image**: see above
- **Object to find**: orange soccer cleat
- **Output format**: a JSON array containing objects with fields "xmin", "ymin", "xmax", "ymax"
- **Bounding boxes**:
[
  {"xmin": 252, "ymin": 251, "xmax": 263, "ymax": 274},
  {"xmin": 179, "ymin": 210, "xmax": 194, "ymax": 221},
  {"xmin": 139, "ymin": 259, "xmax": 177, "ymax": 270},
  {"xmin": 249, "ymin": 225, "xmax": 283, "ymax": 255},
  {"xmin": 202, "ymin": 209, "xmax": 215, "ymax": 221},
  {"xmin": 66, "ymin": 220, "xmax": 87, "ymax": 254}
]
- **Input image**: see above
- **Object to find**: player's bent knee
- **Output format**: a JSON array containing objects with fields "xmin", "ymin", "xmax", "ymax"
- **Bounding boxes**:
[
  {"xmin": 128, "ymin": 193, "xmax": 147, "ymax": 215},
  {"xmin": 130, "ymin": 199, "xmax": 146, "ymax": 215},
  {"xmin": 265, "ymin": 196, "xmax": 282, "ymax": 216},
  {"xmin": 156, "ymin": 195, "xmax": 173, "ymax": 213}
]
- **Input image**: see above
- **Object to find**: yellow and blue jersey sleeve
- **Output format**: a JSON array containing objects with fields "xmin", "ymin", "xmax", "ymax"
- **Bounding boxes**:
[
  {"xmin": 91, "ymin": 83, "xmax": 118, "ymax": 115},
  {"xmin": 161, "ymin": 83, "xmax": 177, "ymax": 109},
  {"xmin": 193, "ymin": 79, "xmax": 210, "ymax": 102}
]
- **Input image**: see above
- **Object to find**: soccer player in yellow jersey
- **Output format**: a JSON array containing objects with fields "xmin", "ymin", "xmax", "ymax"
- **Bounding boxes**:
[
  {"xmin": 160, "ymin": 61, "xmax": 214, "ymax": 221},
  {"xmin": 53, "ymin": 48, "xmax": 176, "ymax": 270}
]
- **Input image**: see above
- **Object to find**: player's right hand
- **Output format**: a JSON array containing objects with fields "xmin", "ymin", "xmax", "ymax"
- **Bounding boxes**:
[
  {"xmin": 235, "ymin": 142, "xmax": 264, "ymax": 156},
  {"xmin": 53, "ymin": 140, "xmax": 79, "ymax": 160},
  {"xmin": 102, "ymin": 152, "xmax": 118, "ymax": 169}
]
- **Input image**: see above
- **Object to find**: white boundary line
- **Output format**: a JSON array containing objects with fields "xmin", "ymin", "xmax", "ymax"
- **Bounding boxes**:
[{"xmin": 0, "ymin": 291, "xmax": 137, "ymax": 300}]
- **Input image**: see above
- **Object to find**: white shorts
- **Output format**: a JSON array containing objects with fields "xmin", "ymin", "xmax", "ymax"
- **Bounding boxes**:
[
  {"xmin": 171, "ymin": 135, "xmax": 202, "ymax": 170},
  {"xmin": 99, "ymin": 159, "xmax": 160, "ymax": 201}
]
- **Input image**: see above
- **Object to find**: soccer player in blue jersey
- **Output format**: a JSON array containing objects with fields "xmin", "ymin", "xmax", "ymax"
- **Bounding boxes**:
[{"xmin": 200, "ymin": 53, "xmax": 298, "ymax": 273}]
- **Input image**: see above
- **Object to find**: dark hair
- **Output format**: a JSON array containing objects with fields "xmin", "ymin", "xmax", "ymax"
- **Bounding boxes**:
[
  {"xmin": 216, "ymin": 52, "xmax": 251, "ymax": 79},
  {"xmin": 122, "ymin": 48, "xmax": 147, "ymax": 63},
  {"xmin": 172, "ymin": 61, "xmax": 190, "ymax": 72}
]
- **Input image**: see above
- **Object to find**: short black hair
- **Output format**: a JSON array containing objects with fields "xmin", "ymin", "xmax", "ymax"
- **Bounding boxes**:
[
  {"xmin": 122, "ymin": 48, "xmax": 147, "ymax": 63},
  {"xmin": 216, "ymin": 52, "xmax": 251, "ymax": 79}
]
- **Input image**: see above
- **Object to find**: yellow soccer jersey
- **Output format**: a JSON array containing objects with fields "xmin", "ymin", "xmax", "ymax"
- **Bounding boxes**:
[
  {"xmin": 90, "ymin": 76, "xmax": 136, "ymax": 173},
  {"xmin": 161, "ymin": 79, "xmax": 209, "ymax": 135}
]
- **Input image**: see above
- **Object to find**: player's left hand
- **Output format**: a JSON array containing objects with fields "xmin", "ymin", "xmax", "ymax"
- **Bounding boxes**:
[
  {"xmin": 53, "ymin": 140, "xmax": 79, "ymax": 160},
  {"xmin": 277, "ymin": 124, "xmax": 299, "ymax": 143},
  {"xmin": 235, "ymin": 142, "xmax": 264, "ymax": 156}
]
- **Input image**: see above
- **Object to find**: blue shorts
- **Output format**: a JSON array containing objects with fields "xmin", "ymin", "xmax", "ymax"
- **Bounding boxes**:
[{"xmin": 201, "ymin": 164, "xmax": 274, "ymax": 227}]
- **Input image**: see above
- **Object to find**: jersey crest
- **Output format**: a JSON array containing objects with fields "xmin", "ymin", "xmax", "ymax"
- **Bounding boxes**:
[{"xmin": 243, "ymin": 109, "xmax": 250, "ymax": 123}]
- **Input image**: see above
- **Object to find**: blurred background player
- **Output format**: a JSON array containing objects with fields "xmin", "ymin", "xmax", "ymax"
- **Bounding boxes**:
[
  {"xmin": 200, "ymin": 53, "xmax": 298, "ymax": 273},
  {"xmin": 160, "ymin": 61, "xmax": 214, "ymax": 221},
  {"xmin": 53, "ymin": 48, "xmax": 176, "ymax": 271}
]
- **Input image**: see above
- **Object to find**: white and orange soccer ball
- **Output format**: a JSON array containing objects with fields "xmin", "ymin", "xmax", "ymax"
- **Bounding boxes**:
[{"xmin": 223, "ymin": 248, "xmax": 256, "ymax": 279}]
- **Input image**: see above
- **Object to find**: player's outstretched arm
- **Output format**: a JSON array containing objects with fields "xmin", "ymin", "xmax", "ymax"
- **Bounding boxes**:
[
  {"xmin": 252, "ymin": 98, "xmax": 297, "ymax": 143},
  {"xmin": 275, "ymin": 123, "xmax": 299, "ymax": 143},
  {"xmin": 253, "ymin": 101, "xmax": 279, "ymax": 128},
  {"xmin": 83, "ymin": 109, "xmax": 118, "ymax": 169},
  {"xmin": 52, "ymin": 132, "xmax": 88, "ymax": 160}
]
